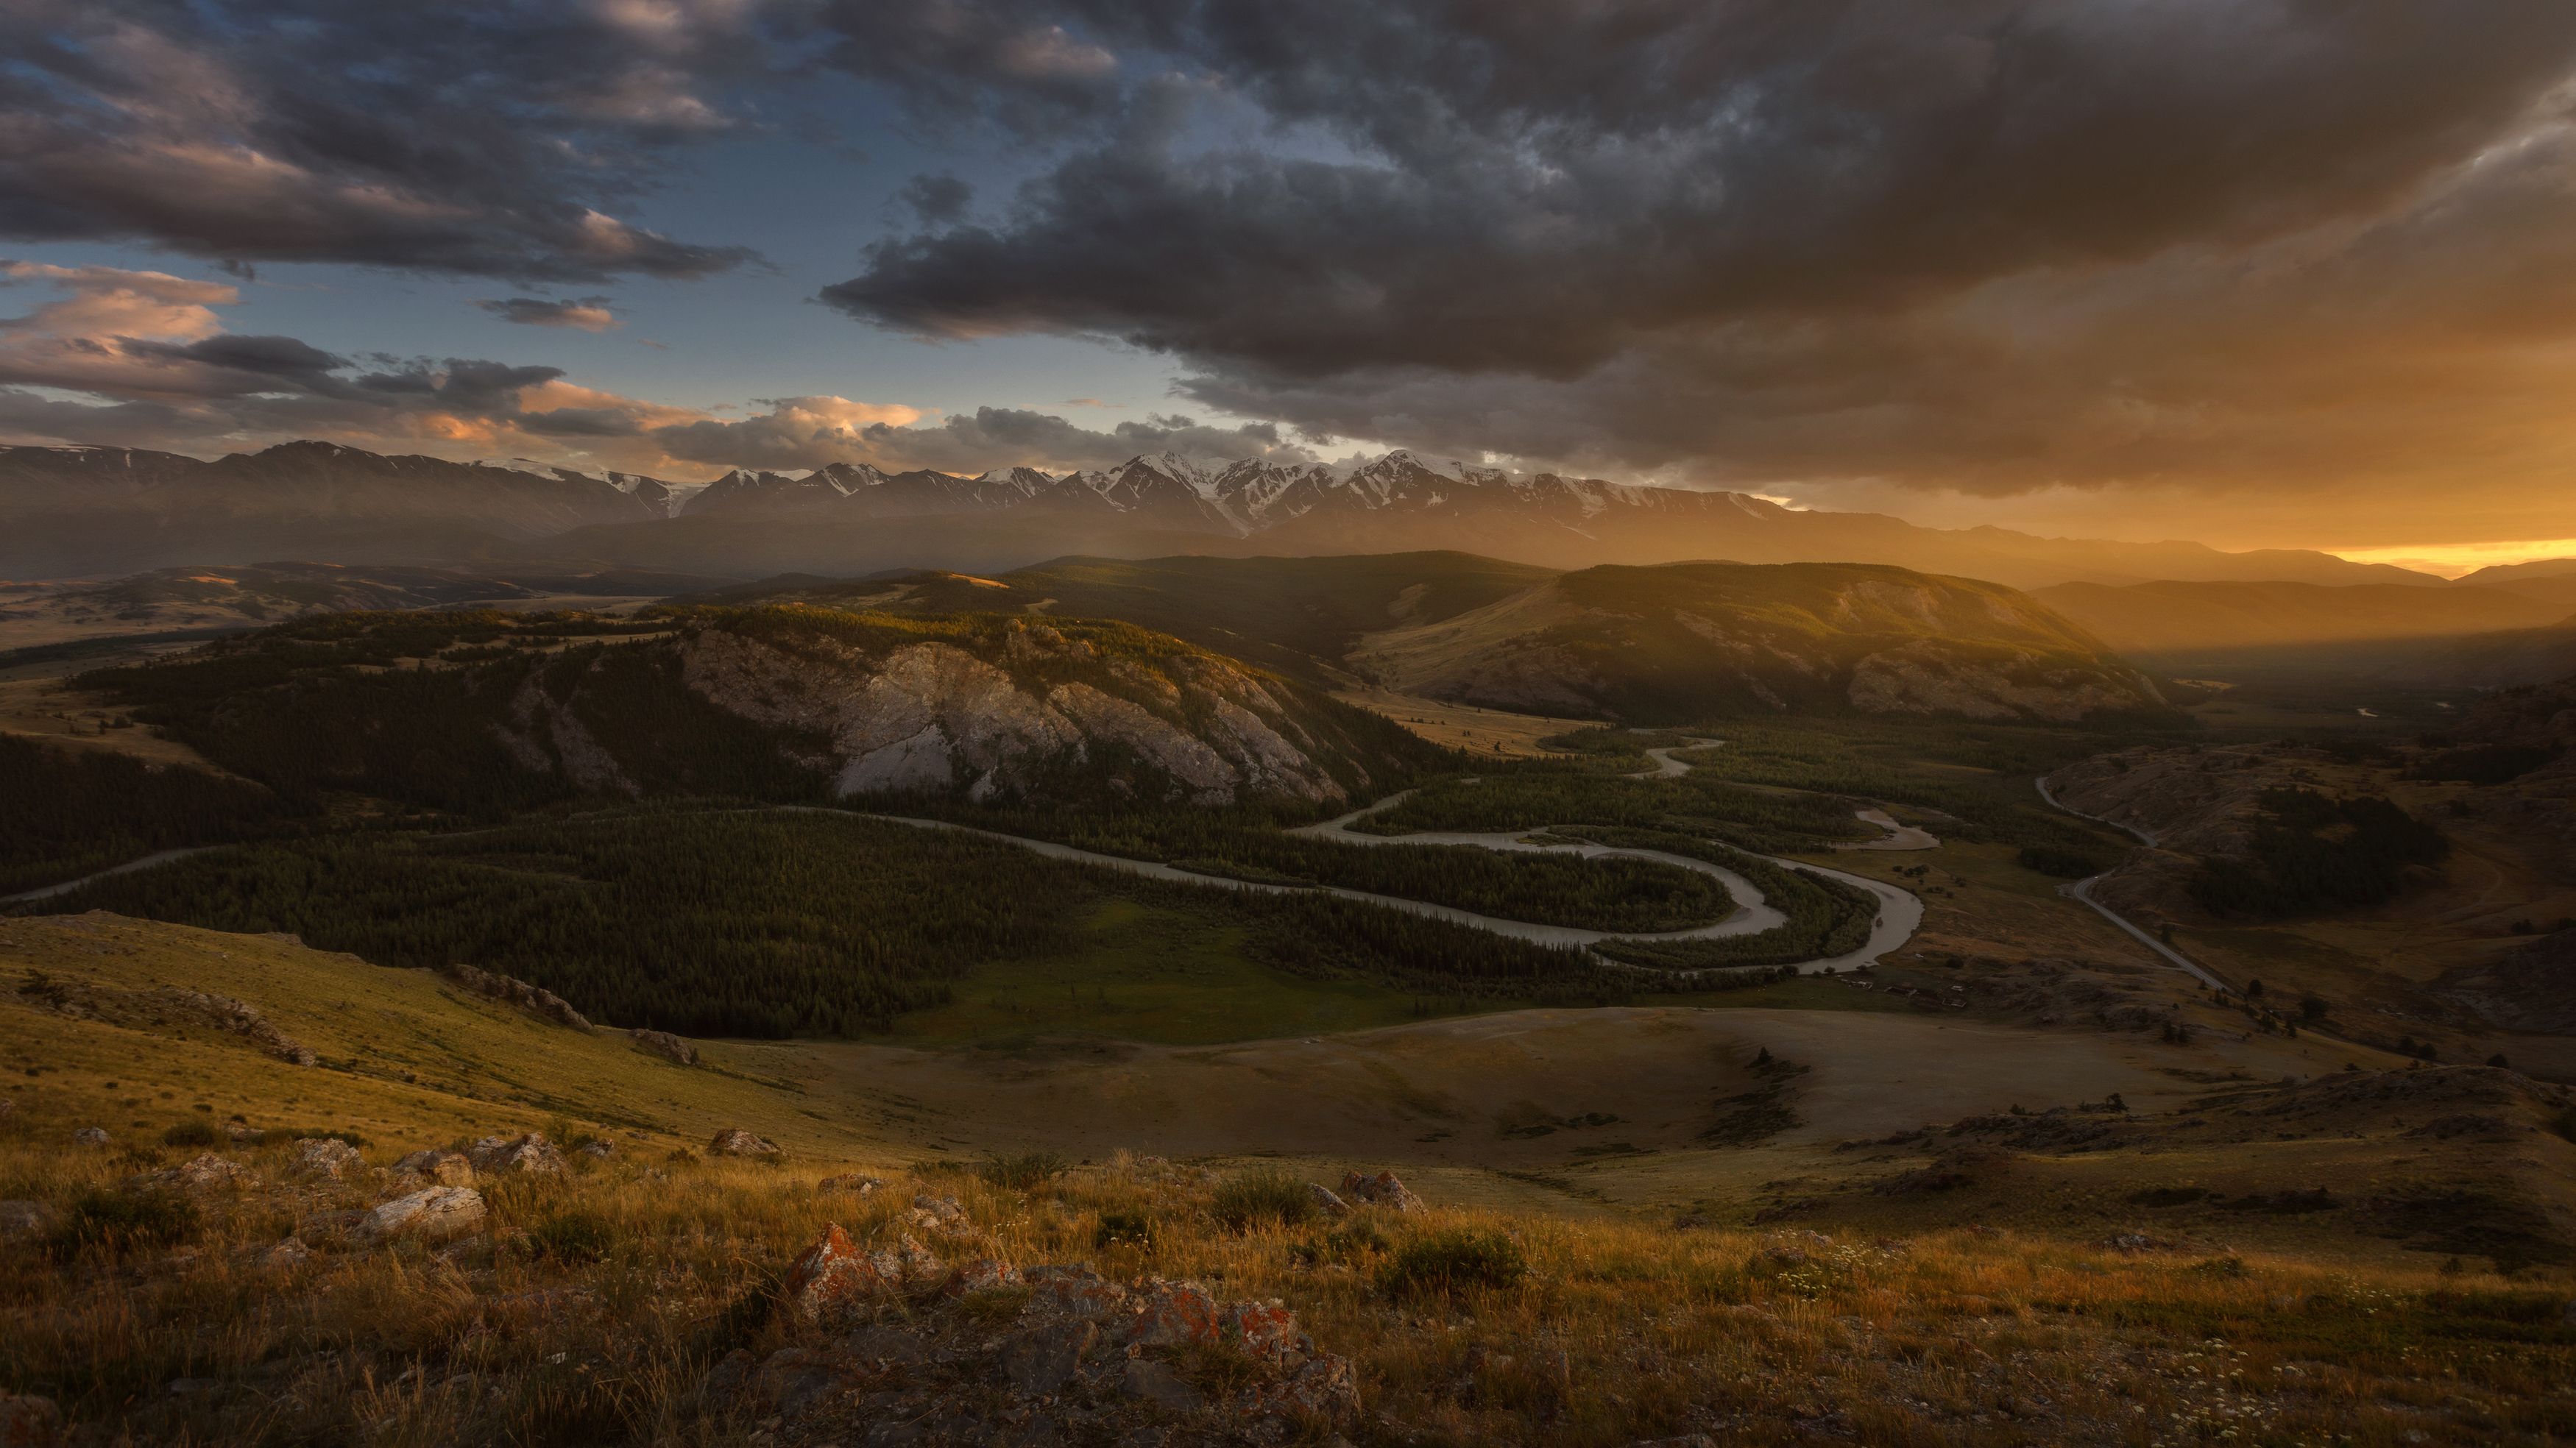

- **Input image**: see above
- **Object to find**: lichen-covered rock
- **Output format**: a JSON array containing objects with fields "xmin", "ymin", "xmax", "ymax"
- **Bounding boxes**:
[
  {"xmin": 71, "ymin": 1126, "xmax": 109, "ymax": 1148},
  {"xmin": 1340, "ymin": 1168, "xmax": 1426, "ymax": 1213},
  {"xmin": 356, "ymin": 1186, "xmax": 486, "ymax": 1245},
  {"xmin": 708, "ymin": 1128, "xmax": 780, "ymax": 1158},
  {"xmin": 467, "ymin": 1132, "xmax": 565, "ymax": 1175},
  {"xmin": 782, "ymin": 1224, "xmax": 894, "ymax": 1324},
  {"xmin": 1307, "ymin": 1182, "xmax": 1352, "ymax": 1218}
]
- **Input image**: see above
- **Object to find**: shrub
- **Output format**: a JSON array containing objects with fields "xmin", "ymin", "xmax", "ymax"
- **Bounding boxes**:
[
  {"xmin": 1211, "ymin": 1167, "xmax": 1317, "ymax": 1232},
  {"xmin": 1094, "ymin": 1210, "xmax": 1155, "ymax": 1249},
  {"xmin": 160, "ymin": 1118, "xmax": 222, "ymax": 1149},
  {"xmin": 528, "ymin": 1209, "xmax": 616, "ymax": 1263},
  {"xmin": 1379, "ymin": 1229, "xmax": 1529, "ymax": 1299},
  {"xmin": 48, "ymin": 1188, "xmax": 198, "ymax": 1259},
  {"xmin": 976, "ymin": 1152, "xmax": 1068, "ymax": 1190},
  {"xmin": 2016, "ymin": 845, "xmax": 2102, "ymax": 879}
]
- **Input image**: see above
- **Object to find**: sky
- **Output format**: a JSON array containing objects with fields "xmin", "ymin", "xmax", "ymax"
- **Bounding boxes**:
[{"xmin": 4, "ymin": 1, "xmax": 2576, "ymax": 569}]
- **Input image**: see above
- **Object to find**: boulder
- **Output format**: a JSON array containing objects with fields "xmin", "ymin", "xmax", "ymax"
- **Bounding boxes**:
[
  {"xmin": 1339, "ymin": 1168, "xmax": 1425, "ymax": 1213},
  {"xmin": 1307, "ymin": 1182, "xmax": 1352, "ymax": 1218},
  {"xmin": 134, "ymin": 1154, "xmax": 258, "ymax": 1194},
  {"xmin": 0, "ymin": 1201, "xmax": 52, "ymax": 1241},
  {"xmin": 1123, "ymin": 1277, "xmax": 1223, "ymax": 1349},
  {"xmin": 355, "ymin": 1186, "xmax": 486, "ymax": 1245},
  {"xmin": 707, "ymin": 1128, "xmax": 780, "ymax": 1159},
  {"xmin": 1023, "ymin": 1264, "xmax": 1130, "ymax": 1321},
  {"xmin": 783, "ymin": 1224, "xmax": 893, "ymax": 1324},
  {"xmin": 467, "ymin": 1132, "xmax": 565, "ymax": 1175},
  {"xmin": 292, "ymin": 1138, "xmax": 364, "ymax": 1180},
  {"xmin": 253, "ymin": 1237, "xmax": 311, "ymax": 1271},
  {"xmin": 905, "ymin": 1193, "xmax": 965, "ymax": 1229},
  {"xmin": 72, "ymin": 1126, "xmax": 109, "ymax": 1148},
  {"xmin": 0, "ymin": 1391, "xmax": 63, "ymax": 1448},
  {"xmin": 949, "ymin": 1258, "xmax": 1022, "ymax": 1295},
  {"xmin": 1119, "ymin": 1358, "xmax": 1203, "ymax": 1413},
  {"xmin": 997, "ymin": 1319, "xmax": 1097, "ymax": 1394},
  {"xmin": 629, "ymin": 1028, "xmax": 697, "ymax": 1066},
  {"xmin": 577, "ymin": 1140, "xmax": 615, "ymax": 1161},
  {"xmin": 392, "ymin": 1149, "xmax": 474, "ymax": 1186}
]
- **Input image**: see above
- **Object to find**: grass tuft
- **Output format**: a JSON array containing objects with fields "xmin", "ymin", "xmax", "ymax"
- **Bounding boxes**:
[
  {"xmin": 1210, "ymin": 1166, "xmax": 1316, "ymax": 1232},
  {"xmin": 1379, "ymin": 1227, "xmax": 1529, "ymax": 1299}
]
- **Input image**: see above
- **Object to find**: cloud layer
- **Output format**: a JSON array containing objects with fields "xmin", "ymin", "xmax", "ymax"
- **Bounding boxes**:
[{"xmin": 13, "ymin": 3, "xmax": 2576, "ymax": 547}]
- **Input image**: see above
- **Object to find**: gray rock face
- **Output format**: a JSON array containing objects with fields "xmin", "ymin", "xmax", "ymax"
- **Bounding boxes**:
[
  {"xmin": 72, "ymin": 1126, "xmax": 108, "ymax": 1147},
  {"xmin": 356, "ymin": 1186, "xmax": 486, "ymax": 1245},
  {"xmin": 679, "ymin": 620, "xmax": 1347, "ymax": 806}
]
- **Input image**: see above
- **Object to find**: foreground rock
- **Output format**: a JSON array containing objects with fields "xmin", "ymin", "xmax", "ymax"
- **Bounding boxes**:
[
  {"xmin": 467, "ymin": 1132, "xmax": 565, "ymax": 1175},
  {"xmin": 131, "ymin": 1154, "xmax": 258, "ymax": 1194},
  {"xmin": 708, "ymin": 1128, "xmax": 780, "ymax": 1159},
  {"xmin": 392, "ymin": 1149, "xmax": 475, "ymax": 1186},
  {"xmin": 292, "ymin": 1138, "xmax": 363, "ymax": 1181},
  {"xmin": 0, "ymin": 1391, "xmax": 63, "ymax": 1448},
  {"xmin": 715, "ymin": 1224, "xmax": 1361, "ymax": 1444},
  {"xmin": 356, "ymin": 1187, "xmax": 486, "ymax": 1245},
  {"xmin": 1340, "ymin": 1168, "xmax": 1426, "ymax": 1213}
]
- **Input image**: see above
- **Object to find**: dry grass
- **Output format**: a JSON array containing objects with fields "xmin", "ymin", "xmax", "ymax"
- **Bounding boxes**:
[{"xmin": 4, "ymin": 1121, "xmax": 2572, "ymax": 1446}]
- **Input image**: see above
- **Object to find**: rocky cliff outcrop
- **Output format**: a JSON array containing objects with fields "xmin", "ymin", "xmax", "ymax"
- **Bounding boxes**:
[{"xmin": 676, "ymin": 613, "xmax": 1363, "ymax": 806}]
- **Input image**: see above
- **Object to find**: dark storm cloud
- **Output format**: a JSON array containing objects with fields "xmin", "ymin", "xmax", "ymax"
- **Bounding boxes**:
[
  {"xmin": 826, "ymin": 2, "xmax": 2576, "ymax": 375},
  {"xmin": 802, "ymin": 0, "xmax": 2576, "ymax": 539},
  {"xmin": 0, "ymin": 0, "xmax": 763, "ymax": 280},
  {"xmin": 898, "ymin": 175, "xmax": 975, "ymax": 227}
]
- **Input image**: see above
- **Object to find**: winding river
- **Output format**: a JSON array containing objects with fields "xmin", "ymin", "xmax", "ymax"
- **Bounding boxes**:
[
  {"xmin": 13, "ymin": 738, "xmax": 1929, "ymax": 980},
  {"xmin": 875, "ymin": 737, "xmax": 1925, "ymax": 978}
]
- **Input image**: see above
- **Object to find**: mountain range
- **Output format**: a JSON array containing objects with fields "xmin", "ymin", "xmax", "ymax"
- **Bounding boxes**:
[{"xmin": 0, "ymin": 439, "xmax": 2494, "ymax": 591}]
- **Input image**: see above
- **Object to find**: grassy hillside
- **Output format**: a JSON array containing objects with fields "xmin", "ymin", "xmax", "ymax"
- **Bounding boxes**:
[
  {"xmin": 687, "ymin": 551, "xmax": 1560, "ymax": 684},
  {"xmin": 21, "ymin": 809, "xmax": 1627, "ymax": 1040},
  {"xmin": 1354, "ymin": 561, "xmax": 2174, "ymax": 725},
  {"xmin": 72, "ymin": 605, "xmax": 1444, "ymax": 818},
  {"xmin": 4, "ymin": 912, "xmax": 2572, "ymax": 1445}
]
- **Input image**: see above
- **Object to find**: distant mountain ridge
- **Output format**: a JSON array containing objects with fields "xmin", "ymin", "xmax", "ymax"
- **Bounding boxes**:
[{"xmin": 0, "ymin": 438, "xmax": 2455, "ymax": 589}]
